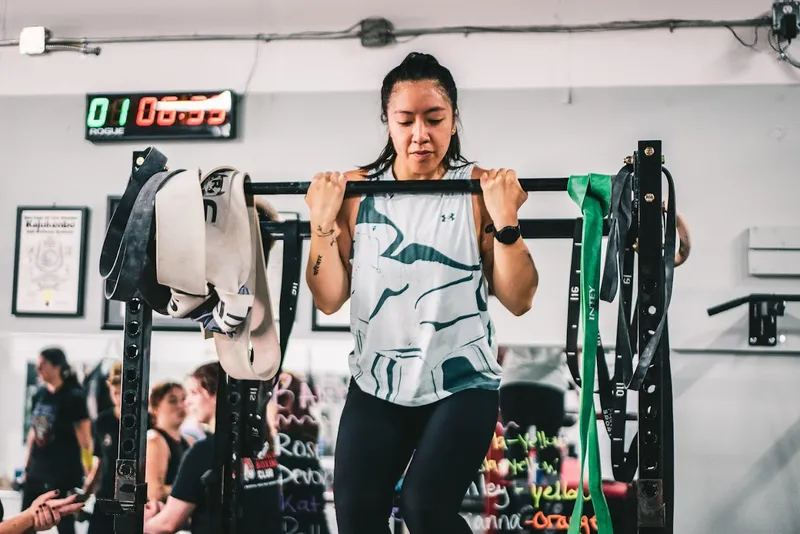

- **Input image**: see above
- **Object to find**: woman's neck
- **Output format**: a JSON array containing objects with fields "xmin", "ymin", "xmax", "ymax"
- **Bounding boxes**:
[
  {"xmin": 156, "ymin": 422, "xmax": 182, "ymax": 441},
  {"xmin": 46, "ymin": 377, "xmax": 64, "ymax": 393},
  {"xmin": 392, "ymin": 159, "xmax": 445, "ymax": 181}
]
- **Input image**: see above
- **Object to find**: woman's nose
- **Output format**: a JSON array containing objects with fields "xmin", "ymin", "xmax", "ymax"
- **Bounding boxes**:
[{"xmin": 412, "ymin": 119, "xmax": 429, "ymax": 142}]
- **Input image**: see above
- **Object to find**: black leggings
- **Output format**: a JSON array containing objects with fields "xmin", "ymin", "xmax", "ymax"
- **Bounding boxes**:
[{"xmin": 333, "ymin": 380, "xmax": 499, "ymax": 534}]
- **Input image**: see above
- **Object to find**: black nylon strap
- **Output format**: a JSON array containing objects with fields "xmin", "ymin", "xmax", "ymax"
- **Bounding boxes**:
[
  {"xmin": 277, "ymin": 218, "xmax": 302, "ymax": 370},
  {"xmin": 256, "ymin": 218, "xmax": 302, "ymax": 414},
  {"xmin": 565, "ymin": 219, "xmax": 583, "ymax": 387},
  {"xmin": 100, "ymin": 162, "xmax": 185, "ymax": 315},
  {"xmin": 629, "ymin": 168, "xmax": 677, "ymax": 390},
  {"xmin": 99, "ymin": 147, "xmax": 167, "ymax": 301},
  {"xmin": 591, "ymin": 165, "xmax": 678, "ymax": 482},
  {"xmin": 565, "ymin": 215, "xmax": 638, "ymax": 482}
]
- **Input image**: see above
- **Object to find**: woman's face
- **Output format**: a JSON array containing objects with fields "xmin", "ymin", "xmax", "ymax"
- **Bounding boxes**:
[
  {"xmin": 185, "ymin": 378, "xmax": 215, "ymax": 425},
  {"xmin": 386, "ymin": 80, "xmax": 455, "ymax": 178},
  {"xmin": 35, "ymin": 355, "xmax": 59, "ymax": 384},
  {"xmin": 153, "ymin": 386, "xmax": 188, "ymax": 428}
]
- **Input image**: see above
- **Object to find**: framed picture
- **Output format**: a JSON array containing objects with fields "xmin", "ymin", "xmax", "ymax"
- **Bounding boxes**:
[
  {"xmin": 12, "ymin": 206, "xmax": 90, "ymax": 317},
  {"xmin": 312, "ymin": 299, "xmax": 351, "ymax": 332},
  {"xmin": 101, "ymin": 196, "xmax": 200, "ymax": 332}
]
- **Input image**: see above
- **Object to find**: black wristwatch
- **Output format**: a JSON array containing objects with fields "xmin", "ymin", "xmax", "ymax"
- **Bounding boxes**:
[{"xmin": 493, "ymin": 224, "xmax": 521, "ymax": 245}]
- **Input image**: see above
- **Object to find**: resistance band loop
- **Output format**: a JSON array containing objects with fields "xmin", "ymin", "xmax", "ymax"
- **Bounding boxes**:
[{"xmin": 567, "ymin": 173, "xmax": 614, "ymax": 534}]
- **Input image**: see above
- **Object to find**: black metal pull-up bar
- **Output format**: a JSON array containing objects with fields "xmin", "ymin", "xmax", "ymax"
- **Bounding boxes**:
[
  {"xmin": 245, "ymin": 177, "xmax": 569, "ymax": 195},
  {"xmin": 262, "ymin": 218, "xmax": 611, "ymax": 240}
]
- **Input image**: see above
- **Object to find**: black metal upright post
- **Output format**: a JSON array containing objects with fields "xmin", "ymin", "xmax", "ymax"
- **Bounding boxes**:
[
  {"xmin": 109, "ymin": 150, "xmax": 155, "ymax": 534},
  {"xmin": 212, "ymin": 372, "xmax": 263, "ymax": 534},
  {"xmin": 635, "ymin": 141, "xmax": 667, "ymax": 533}
]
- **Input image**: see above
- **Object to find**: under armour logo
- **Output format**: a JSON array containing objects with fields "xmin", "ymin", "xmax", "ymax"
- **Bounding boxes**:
[{"xmin": 441, "ymin": 213, "xmax": 455, "ymax": 222}]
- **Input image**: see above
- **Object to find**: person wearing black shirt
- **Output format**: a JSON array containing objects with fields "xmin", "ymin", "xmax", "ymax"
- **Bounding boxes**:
[
  {"xmin": 22, "ymin": 348, "xmax": 92, "ymax": 534},
  {"xmin": 81, "ymin": 362, "xmax": 122, "ymax": 534},
  {"xmin": 143, "ymin": 362, "xmax": 219, "ymax": 534},
  {"xmin": 143, "ymin": 362, "xmax": 282, "ymax": 534}
]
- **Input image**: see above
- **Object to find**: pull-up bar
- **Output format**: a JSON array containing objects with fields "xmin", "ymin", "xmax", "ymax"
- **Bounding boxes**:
[
  {"xmin": 262, "ymin": 218, "xmax": 611, "ymax": 240},
  {"xmin": 245, "ymin": 176, "xmax": 569, "ymax": 195}
]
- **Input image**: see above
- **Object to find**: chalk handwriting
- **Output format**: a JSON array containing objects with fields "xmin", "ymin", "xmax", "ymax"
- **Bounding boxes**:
[
  {"xmin": 491, "ymin": 430, "xmax": 566, "ymax": 452},
  {"xmin": 277, "ymin": 433, "xmax": 319, "ymax": 459},
  {"xmin": 278, "ymin": 464, "xmax": 333, "ymax": 487},
  {"xmin": 280, "ymin": 494, "xmax": 323, "ymax": 514},
  {"xmin": 530, "ymin": 480, "xmax": 592, "ymax": 508},
  {"xmin": 527, "ymin": 511, "xmax": 598, "ymax": 533},
  {"xmin": 478, "ymin": 456, "xmax": 558, "ymax": 478},
  {"xmin": 464, "ymin": 511, "xmax": 597, "ymax": 533},
  {"xmin": 283, "ymin": 516, "xmax": 326, "ymax": 534},
  {"xmin": 465, "ymin": 478, "xmax": 510, "ymax": 511}
]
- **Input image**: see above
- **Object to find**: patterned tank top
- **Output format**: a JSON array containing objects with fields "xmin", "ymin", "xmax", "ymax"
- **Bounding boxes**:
[{"xmin": 347, "ymin": 162, "xmax": 502, "ymax": 407}]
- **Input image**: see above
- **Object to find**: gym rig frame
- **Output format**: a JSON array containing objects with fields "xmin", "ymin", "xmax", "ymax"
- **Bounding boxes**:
[{"xmin": 98, "ymin": 140, "xmax": 673, "ymax": 534}]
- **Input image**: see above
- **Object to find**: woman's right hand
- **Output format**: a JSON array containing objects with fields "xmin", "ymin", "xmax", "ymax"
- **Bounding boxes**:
[
  {"xmin": 305, "ymin": 172, "xmax": 348, "ymax": 234},
  {"xmin": 27, "ymin": 492, "xmax": 84, "ymax": 531}
]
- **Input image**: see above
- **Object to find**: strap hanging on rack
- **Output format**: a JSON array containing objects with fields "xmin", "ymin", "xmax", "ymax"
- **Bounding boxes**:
[
  {"xmin": 566, "ymin": 214, "xmax": 639, "ymax": 483},
  {"xmin": 565, "ymin": 173, "xmax": 614, "ymax": 534},
  {"xmin": 601, "ymin": 167, "xmax": 678, "ymax": 391},
  {"xmin": 257, "ymin": 217, "xmax": 303, "ymax": 414},
  {"xmin": 593, "ymin": 164, "xmax": 679, "ymax": 484}
]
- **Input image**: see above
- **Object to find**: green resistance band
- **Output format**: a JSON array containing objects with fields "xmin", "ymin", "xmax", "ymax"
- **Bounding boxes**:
[{"xmin": 567, "ymin": 173, "xmax": 614, "ymax": 534}]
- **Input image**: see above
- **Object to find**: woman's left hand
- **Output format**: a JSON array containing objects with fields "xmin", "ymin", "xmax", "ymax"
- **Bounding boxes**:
[{"xmin": 479, "ymin": 169, "xmax": 528, "ymax": 228}]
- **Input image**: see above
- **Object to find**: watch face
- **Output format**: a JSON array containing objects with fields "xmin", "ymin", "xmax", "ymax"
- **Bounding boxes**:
[{"xmin": 497, "ymin": 226, "xmax": 521, "ymax": 244}]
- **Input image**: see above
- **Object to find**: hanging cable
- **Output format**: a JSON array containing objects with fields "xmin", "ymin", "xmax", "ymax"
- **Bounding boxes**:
[{"xmin": 0, "ymin": 12, "xmax": 796, "ymax": 68}]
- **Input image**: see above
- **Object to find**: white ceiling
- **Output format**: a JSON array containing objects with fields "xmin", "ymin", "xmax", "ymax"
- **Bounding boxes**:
[{"xmin": 1, "ymin": 0, "xmax": 771, "ymax": 39}]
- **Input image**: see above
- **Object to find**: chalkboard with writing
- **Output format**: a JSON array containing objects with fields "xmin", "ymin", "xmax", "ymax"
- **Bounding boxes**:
[{"xmin": 273, "ymin": 360, "xmax": 637, "ymax": 533}]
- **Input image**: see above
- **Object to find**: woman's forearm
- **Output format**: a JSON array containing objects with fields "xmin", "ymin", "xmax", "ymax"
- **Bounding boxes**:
[
  {"xmin": 674, "ymin": 211, "xmax": 691, "ymax": 266},
  {"xmin": 492, "ymin": 239, "xmax": 538, "ymax": 316},
  {"xmin": 82, "ymin": 457, "xmax": 101, "ymax": 495},
  {"xmin": 0, "ymin": 510, "xmax": 34, "ymax": 534},
  {"xmin": 305, "ymin": 223, "xmax": 349, "ymax": 315}
]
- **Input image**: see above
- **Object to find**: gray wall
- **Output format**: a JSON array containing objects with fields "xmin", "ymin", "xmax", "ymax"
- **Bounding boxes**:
[
  {"xmin": 2, "ymin": 85, "xmax": 799, "ymax": 346},
  {"xmin": 1, "ymin": 85, "xmax": 799, "ymax": 533}
]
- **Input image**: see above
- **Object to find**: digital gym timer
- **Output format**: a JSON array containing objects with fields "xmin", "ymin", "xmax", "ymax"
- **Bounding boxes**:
[{"xmin": 84, "ymin": 91, "xmax": 238, "ymax": 142}]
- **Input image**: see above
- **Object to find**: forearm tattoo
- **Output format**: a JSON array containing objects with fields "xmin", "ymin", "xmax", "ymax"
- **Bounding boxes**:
[
  {"xmin": 312, "ymin": 255, "xmax": 323, "ymax": 276},
  {"xmin": 315, "ymin": 225, "xmax": 335, "ymax": 238}
]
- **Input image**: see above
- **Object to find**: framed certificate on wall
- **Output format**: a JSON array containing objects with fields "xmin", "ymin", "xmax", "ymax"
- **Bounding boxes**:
[{"xmin": 12, "ymin": 206, "xmax": 90, "ymax": 318}]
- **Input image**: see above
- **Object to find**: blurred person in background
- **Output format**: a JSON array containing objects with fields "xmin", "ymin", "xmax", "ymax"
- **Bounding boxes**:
[
  {"xmin": 146, "ymin": 382, "xmax": 194, "ymax": 502},
  {"xmin": 22, "ymin": 347, "xmax": 92, "ymax": 534},
  {"xmin": 81, "ymin": 362, "xmax": 122, "ymax": 534},
  {"xmin": 143, "ymin": 362, "xmax": 219, "ymax": 534},
  {"xmin": 144, "ymin": 362, "xmax": 282, "ymax": 534}
]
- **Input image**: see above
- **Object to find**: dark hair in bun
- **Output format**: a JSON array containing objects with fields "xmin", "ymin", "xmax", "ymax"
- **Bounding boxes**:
[{"xmin": 359, "ymin": 52, "xmax": 471, "ymax": 178}]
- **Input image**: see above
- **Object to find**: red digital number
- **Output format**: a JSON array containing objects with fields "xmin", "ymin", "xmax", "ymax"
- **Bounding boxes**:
[
  {"xmin": 157, "ymin": 96, "xmax": 177, "ymax": 126},
  {"xmin": 186, "ymin": 95, "xmax": 206, "ymax": 126},
  {"xmin": 207, "ymin": 108, "xmax": 227, "ymax": 126},
  {"xmin": 136, "ymin": 96, "xmax": 158, "ymax": 127}
]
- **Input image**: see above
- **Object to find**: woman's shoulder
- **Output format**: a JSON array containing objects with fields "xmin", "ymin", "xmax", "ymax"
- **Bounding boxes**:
[{"xmin": 146, "ymin": 428, "xmax": 168, "ymax": 445}]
